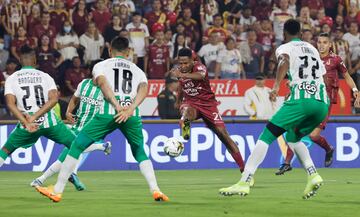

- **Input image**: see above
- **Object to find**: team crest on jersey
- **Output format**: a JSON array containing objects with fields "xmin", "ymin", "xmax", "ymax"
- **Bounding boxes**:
[{"xmin": 298, "ymin": 82, "xmax": 317, "ymax": 95}]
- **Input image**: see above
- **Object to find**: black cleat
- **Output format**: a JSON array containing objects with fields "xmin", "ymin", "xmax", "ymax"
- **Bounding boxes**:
[
  {"xmin": 325, "ymin": 147, "xmax": 334, "ymax": 167},
  {"xmin": 275, "ymin": 163, "xmax": 292, "ymax": 175}
]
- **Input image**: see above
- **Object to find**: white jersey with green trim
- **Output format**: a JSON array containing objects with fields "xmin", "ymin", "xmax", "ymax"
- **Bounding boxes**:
[
  {"xmin": 275, "ymin": 39, "xmax": 329, "ymax": 105},
  {"xmin": 92, "ymin": 56, "xmax": 148, "ymax": 115},
  {"xmin": 4, "ymin": 67, "xmax": 59, "ymax": 128},
  {"xmin": 73, "ymin": 79, "xmax": 104, "ymax": 131}
]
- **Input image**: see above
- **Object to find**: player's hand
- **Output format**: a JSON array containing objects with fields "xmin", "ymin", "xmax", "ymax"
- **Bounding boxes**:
[
  {"xmin": 354, "ymin": 91, "xmax": 360, "ymax": 108},
  {"xmin": 114, "ymin": 106, "xmax": 134, "ymax": 123},
  {"xmin": 269, "ymin": 89, "xmax": 278, "ymax": 102},
  {"xmin": 25, "ymin": 114, "xmax": 36, "ymax": 124},
  {"xmin": 171, "ymin": 67, "xmax": 182, "ymax": 78},
  {"xmin": 24, "ymin": 122, "xmax": 38, "ymax": 133},
  {"xmin": 66, "ymin": 112, "xmax": 76, "ymax": 124}
]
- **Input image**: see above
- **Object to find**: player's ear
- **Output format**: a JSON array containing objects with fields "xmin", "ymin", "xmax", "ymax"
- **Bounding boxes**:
[{"xmin": 108, "ymin": 47, "xmax": 112, "ymax": 57}]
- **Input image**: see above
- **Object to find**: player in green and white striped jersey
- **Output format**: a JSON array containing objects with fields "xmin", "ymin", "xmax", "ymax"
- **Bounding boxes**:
[
  {"xmin": 30, "ymin": 69, "xmax": 111, "ymax": 191},
  {"xmin": 220, "ymin": 19, "xmax": 328, "ymax": 199}
]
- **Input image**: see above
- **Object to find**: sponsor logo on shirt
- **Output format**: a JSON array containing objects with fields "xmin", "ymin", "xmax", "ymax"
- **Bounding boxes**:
[{"xmin": 298, "ymin": 82, "xmax": 318, "ymax": 95}]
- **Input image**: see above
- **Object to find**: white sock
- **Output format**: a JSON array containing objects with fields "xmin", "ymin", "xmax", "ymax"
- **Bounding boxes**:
[
  {"xmin": 139, "ymin": 160, "xmax": 160, "ymax": 192},
  {"xmin": 73, "ymin": 154, "xmax": 84, "ymax": 174},
  {"xmin": 0, "ymin": 157, "xmax": 4, "ymax": 167},
  {"xmin": 54, "ymin": 155, "xmax": 79, "ymax": 194},
  {"xmin": 83, "ymin": 143, "xmax": 105, "ymax": 153},
  {"xmin": 37, "ymin": 160, "xmax": 62, "ymax": 183},
  {"xmin": 240, "ymin": 140, "xmax": 269, "ymax": 183},
  {"xmin": 288, "ymin": 141, "xmax": 317, "ymax": 176}
]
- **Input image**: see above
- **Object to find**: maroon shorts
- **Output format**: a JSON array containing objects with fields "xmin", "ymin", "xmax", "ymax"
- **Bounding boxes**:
[
  {"xmin": 180, "ymin": 102, "xmax": 225, "ymax": 128},
  {"xmin": 319, "ymin": 104, "xmax": 332, "ymax": 130}
]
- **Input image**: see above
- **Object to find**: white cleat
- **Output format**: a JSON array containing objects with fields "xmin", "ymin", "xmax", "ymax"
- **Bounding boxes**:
[
  {"xmin": 104, "ymin": 141, "xmax": 112, "ymax": 155},
  {"xmin": 30, "ymin": 178, "xmax": 43, "ymax": 187}
]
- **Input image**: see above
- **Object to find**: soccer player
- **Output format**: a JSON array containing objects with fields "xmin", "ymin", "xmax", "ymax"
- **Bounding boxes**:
[
  {"xmin": 30, "ymin": 75, "xmax": 112, "ymax": 190},
  {"xmin": 219, "ymin": 19, "xmax": 329, "ymax": 199},
  {"xmin": 36, "ymin": 36, "xmax": 169, "ymax": 203},
  {"xmin": 171, "ymin": 47, "xmax": 245, "ymax": 174},
  {"xmin": 276, "ymin": 32, "xmax": 360, "ymax": 175}
]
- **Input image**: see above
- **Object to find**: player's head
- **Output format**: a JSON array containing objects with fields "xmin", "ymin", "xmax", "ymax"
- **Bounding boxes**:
[
  {"xmin": 19, "ymin": 45, "xmax": 36, "ymax": 67},
  {"xmin": 317, "ymin": 32, "xmax": 331, "ymax": 55},
  {"xmin": 110, "ymin": 36, "xmax": 129, "ymax": 58},
  {"xmin": 283, "ymin": 19, "xmax": 301, "ymax": 42},
  {"xmin": 177, "ymin": 48, "xmax": 194, "ymax": 73}
]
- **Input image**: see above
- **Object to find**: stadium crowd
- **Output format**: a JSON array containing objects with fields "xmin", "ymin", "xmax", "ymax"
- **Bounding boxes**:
[{"xmin": 0, "ymin": 0, "xmax": 359, "ymax": 118}]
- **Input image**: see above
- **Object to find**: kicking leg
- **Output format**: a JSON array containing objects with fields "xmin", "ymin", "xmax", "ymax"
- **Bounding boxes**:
[
  {"xmin": 0, "ymin": 146, "xmax": 13, "ymax": 167},
  {"xmin": 179, "ymin": 106, "xmax": 197, "ymax": 140},
  {"xmin": 309, "ymin": 128, "xmax": 334, "ymax": 167}
]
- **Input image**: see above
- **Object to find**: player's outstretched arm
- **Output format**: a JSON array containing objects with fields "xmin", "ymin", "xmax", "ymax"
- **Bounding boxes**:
[
  {"xmin": 65, "ymin": 95, "xmax": 80, "ymax": 124},
  {"xmin": 343, "ymin": 72, "xmax": 360, "ymax": 107},
  {"xmin": 271, "ymin": 54, "xmax": 289, "ymax": 101},
  {"xmin": 30, "ymin": 89, "xmax": 58, "ymax": 122},
  {"xmin": 96, "ymin": 75, "xmax": 121, "ymax": 111}
]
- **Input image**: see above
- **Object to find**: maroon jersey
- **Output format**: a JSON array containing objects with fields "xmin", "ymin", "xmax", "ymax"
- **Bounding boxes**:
[
  {"xmin": 49, "ymin": 9, "xmax": 68, "ymax": 34},
  {"xmin": 72, "ymin": 11, "xmax": 88, "ymax": 36},
  {"xmin": 321, "ymin": 52, "xmax": 347, "ymax": 104},
  {"xmin": 257, "ymin": 31, "xmax": 275, "ymax": 58},
  {"xmin": 179, "ymin": 61, "xmax": 217, "ymax": 107},
  {"xmin": 11, "ymin": 37, "xmax": 36, "ymax": 55},
  {"xmin": 90, "ymin": 10, "xmax": 112, "ymax": 33},
  {"xmin": 147, "ymin": 43, "xmax": 169, "ymax": 79},
  {"xmin": 31, "ymin": 24, "xmax": 57, "ymax": 44},
  {"xmin": 144, "ymin": 11, "xmax": 167, "ymax": 34}
]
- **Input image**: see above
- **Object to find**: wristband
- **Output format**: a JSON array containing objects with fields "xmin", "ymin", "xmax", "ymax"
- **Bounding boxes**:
[{"xmin": 352, "ymin": 88, "xmax": 359, "ymax": 92}]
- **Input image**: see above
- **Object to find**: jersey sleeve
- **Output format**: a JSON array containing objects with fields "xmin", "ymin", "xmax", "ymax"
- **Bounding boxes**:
[
  {"xmin": 92, "ymin": 62, "xmax": 104, "ymax": 79},
  {"xmin": 193, "ymin": 63, "xmax": 207, "ymax": 77},
  {"xmin": 275, "ymin": 44, "xmax": 290, "ymax": 60},
  {"xmin": 337, "ymin": 57, "xmax": 348, "ymax": 74},
  {"xmin": 4, "ymin": 76, "xmax": 14, "ymax": 95},
  {"xmin": 74, "ymin": 80, "xmax": 84, "ymax": 97}
]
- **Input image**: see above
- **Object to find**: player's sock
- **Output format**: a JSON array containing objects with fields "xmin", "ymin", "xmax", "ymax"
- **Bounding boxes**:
[
  {"xmin": 0, "ymin": 150, "xmax": 8, "ymax": 167},
  {"xmin": 240, "ymin": 140, "xmax": 269, "ymax": 182},
  {"xmin": 230, "ymin": 152, "xmax": 245, "ymax": 172},
  {"xmin": 0, "ymin": 157, "xmax": 4, "ymax": 167},
  {"xmin": 54, "ymin": 155, "xmax": 79, "ymax": 194},
  {"xmin": 310, "ymin": 135, "xmax": 332, "ymax": 152},
  {"xmin": 139, "ymin": 160, "xmax": 160, "ymax": 192},
  {"xmin": 288, "ymin": 141, "xmax": 317, "ymax": 176},
  {"xmin": 73, "ymin": 153, "xmax": 89, "ymax": 174},
  {"xmin": 285, "ymin": 147, "xmax": 294, "ymax": 164},
  {"xmin": 82, "ymin": 143, "xmax": 105, "ymax": 152},
  {"xmin": 37, "ymin": 160, "xmax": 62, "ymax": 183}
]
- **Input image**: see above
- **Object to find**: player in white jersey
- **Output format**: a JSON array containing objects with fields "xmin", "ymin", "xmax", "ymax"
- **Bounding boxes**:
[
  {"xmin": 220, "ymin": 19, "xmax": 329, "ymax": 199},
  {"xmin": 36, "ymin": 36, "xmax": 169, "ymax": 203}
]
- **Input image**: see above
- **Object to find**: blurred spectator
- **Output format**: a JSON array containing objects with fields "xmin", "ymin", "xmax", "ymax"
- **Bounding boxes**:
[
  {"xmin": 200, "ymin": 0, "xmax": 219, "ymax": 31},
  {"xmin": 334, "ymin": 15, "xmax": 345, "ymax": 31},
  {"xmin": 324, "ymin": 0, "xmax": 338, "ymax": 19},
  {"xmin": 103, "ymin": 15, "xmax": 122, "ymax": 58},
  {"xmin": 289, "ymin": 0, "xmax": 297, "ymax": 16},
  {"xmin": 342, "ymin": 21, "xmax": 360, "ymax": 67},
  {"xmin": 31, "ymin": 11, "xmax": 57, "ymax": 48},
  {"xmin": 251, "ymin": 0, "xmax": 273, "ymax": 21},
  {"xmin": 119, "ymin": 29, "xmax": 137, "ymax": 63},
  {"xmin": 55, "ymin": 20, "xmax": 80, "ymax": 62},
  {"xmin": 36, "ymin": 34, "xmax": 63, "ymax": 83},
  {"xmin": 126, "ymin": 12, "xmax": 149, "ymax": 70},
  {"xmin": 232, "ymin": 24, "xmax": 246, "ymax": 43},
  {"xmin": 157, "ymin": 76, "xmax": 180, "ymax": 119},
  {"xmin": 145, "ymin": 30, "xmax": 170, "ymax": 79},
  {"xmin": 144, "ymin": 0, "xmax": 168, "ymax": 35},
  {"xmin": 298, "ymin": 6, "xmax": 315, "ymax": 31},
  {"xmin": 27, "ymin": 4, "xmax": 41, "ymax": 33},
  {"xmin": 177, "ymin": 7, "xmax": 200, "ymax": 48},
  {"xmin": 180, "ymin": 0, "xmax": 201, "ymax": 22},
  {"xmin": 1, "ymin": 0, "xmax": 27, "ymax": 39},
  {"xmin": 215, "ymin": 37, "xmax": 244, "ymax": 79},
  {"xmin": 65, "ymin": 56, "xmax": 89, "ymax": 95},
  {"xmin": 118, "ymin": 3, "xmax": 131, "ymax": 25},
  {"xmin": 239, "ymin": 6, "xmax": 257, "ymax": 30},
  {"xmin": 266, "ymin": 58, "xmax": 277, "ymax": 78},
  {"xmin": 338, "ymin": 0, "xmax": 360, "ymax": 16},
  {"xmin": 344, "ymin": 4, "xmax": 360, "ymax": 29},
  {"xmin": 89, "ymin": 0, "xmax": 112, "ymax": 33},
  {"xmin": 0, "ymin": 70, "xmax": 4, "ymax": 109},
  {"xmin": 40, "ymin": 0, "xmax": 56, "ymax": 11},
  {"xmin": 1, "ymin": 58, "xmax": 18, "ymax": 81},
  {"xmin": 198, "ymin": 31, "xmax": 224, "ymax": 78},
  {"xmin": 217, "ymin": 0, "xmax": 242, "ymax": 26},
  {"xmin": 301, "ymin": 29, "xmax": 315, "ymax": 46},
  {"xmin": 71, "ymin": 0, "xmax": 89, "ymax": 36},
  {"xmin": 79, "ymin": 22, "xmax": 104, "ymax": 65},
  {"xmin": 203, "ymin": 14, "xmax": 229, "ymax": 44},
  {"xmin": 333, "ymin": 26, "xmax": 352, "ymax": 67},
  {"xmin": 164, "ymin": 29, "xmax": 174, "ymax": 55},
  {"xmin": 270, "ymin": 0, "xmax": 296, "ymax": 47},
  {"xmin": 321, "ymin": 23, "xmax": 332, "ymax": 34},
  {"xmin": 171, "ymin": 22, "xmax": 186, "ymax": 43},
  {"xmin": 171, "ymin": 33, "xmax": 189, "ymax": 62},
  {"xmin": 49, "ymin": 0, "xmax": 69, "ymax": 34},
  {"xmin": 301, "ymin": 0, "xmax": 323, "ymax": 20},
  {"xmin": 243, "ymin": 30, "xmax": 265, "ymax": 79},
  {"xmin": 257, "ymin": 19, "xmax": 275, "ymax": 66},
  {"xmin": 0, "ymin": 36, "xmax": 8, "ymax": 71},
  {"xmin": 244, "ymin": 73, "xmax": 277, "ymax": 120},
  {"xmin": 117, "ymin": 0, "xmax": 136, "ymax": 13},
  {"xmin": 11, "ymin": 26, "xmax": 35, "ymax": 62}
]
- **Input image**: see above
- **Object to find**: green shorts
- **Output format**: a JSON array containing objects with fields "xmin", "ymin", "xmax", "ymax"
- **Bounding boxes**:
[
  {"xmin": 3, "ymin": 122, "xmax": 75, "ymax": 153},
  {"xmin": 270, "ymin": 99, "xmax": 329, "ymax": 143}
]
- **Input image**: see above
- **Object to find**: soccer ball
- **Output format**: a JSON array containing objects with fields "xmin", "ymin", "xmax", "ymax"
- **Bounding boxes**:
[{"xmin": 164, "ymin": 138, "xmax": 184, "ymax": 157}]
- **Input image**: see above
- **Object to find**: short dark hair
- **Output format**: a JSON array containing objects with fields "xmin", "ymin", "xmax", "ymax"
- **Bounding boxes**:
[
  {"xmin": 110, "ymin": 36, "xmax": 129, "ymax": 52},
  {"xmin": 319, "ymin": 32, "xmax": 331, "ymax": 38},
  {"xmin": 178, "ymin": 48, "xmax": 192, "ymax": 58},
  {"xmin": 213, "ymin": 14, "xmax": 222, "ymax": 19},
  {"xmin": 20, "ymin": 45, "xmax": 35, "ymax": 56},
  {"xmin": 284, "ymin": 19, "xmax": 301, "ymax": 36},
  {"xmin": 132, "ymin": 12, "xmax": 141, "ymax": 17}
]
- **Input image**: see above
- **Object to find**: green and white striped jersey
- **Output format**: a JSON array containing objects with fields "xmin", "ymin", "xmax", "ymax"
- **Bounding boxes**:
[
  {"xmin": 73, "ymin": 79, "xmax": 103, "ymax": 131},
  {"xmin": 92, "ymin": 56, "xmax": 147, "ymax": 116},
  {"xmin": 275, "ymin": 39, "xmax": 329, "ymax": 105},
  {"xmin": 4, "ymin": 66, "xmax": 59, "ymax": 129}
]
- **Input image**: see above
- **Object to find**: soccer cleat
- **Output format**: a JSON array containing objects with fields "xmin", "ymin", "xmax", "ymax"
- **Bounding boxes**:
[
  {"xmin": 219, "ymin": 181, "xmax": 250, "ymax": 196},
  {"xmin": 249, "ymin": 177, "xmax": 255, "ymax": 187},
  {"xmin": 180, "ymin": 119, "xmax": 191, "ymax": 140},
  {"xmin": 275, "ymin": 163, "xmax": 293, "ymax": 175},
  {"xmin": 30, "ymin": 178, "xmax": 43, "ymax": 187},
  {"xmin": 103, "ymin": 141, "xmax": 112, "ymax": 155},
  {"xmin": 68, "ymin": 173, "xmax": 86, "ymax": 191},
  {"xmin": 324, "ymin": 147, "xmax": 334, "ymax": 167},
  {"xmin": 36, "ymin": 185, "xmax": 62, "ymax": 203},
  {"xmin": 303, "ymin": 173, "xmax": 323, "ymax": 199},
  {"xmin": 153, "ymin": 190, "xmax": 169, "ymax": 202}
]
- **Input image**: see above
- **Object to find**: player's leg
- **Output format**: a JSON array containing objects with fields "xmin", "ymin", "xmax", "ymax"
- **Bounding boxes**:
[
  {"xmin": 120, "ymin": 116, "xmax": 168, "ymax": 201},
  {"xmin": 276, "ymin": 145, "xmax": 294, "ymax": 176},
  {"xmin": 179, "ymin": 104, "xmax": 198, "ymax": 140},
  {"xmin": 309, "ymin": 127, "xmax": 334, "ymax": 167}
]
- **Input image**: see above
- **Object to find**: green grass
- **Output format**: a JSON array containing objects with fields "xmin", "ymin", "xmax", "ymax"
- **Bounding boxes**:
[{"xmin": 0, "ymin": 169, "xmax": 359, "ymax": 217}]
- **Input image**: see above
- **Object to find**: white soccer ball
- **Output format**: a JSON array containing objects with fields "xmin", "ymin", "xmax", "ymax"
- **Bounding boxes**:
[{"xmin": 164, "ymin": 138, "xmax": 184, "ymax": 157}]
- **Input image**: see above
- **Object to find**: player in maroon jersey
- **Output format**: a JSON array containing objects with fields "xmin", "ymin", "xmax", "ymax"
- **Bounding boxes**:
[
  {"xmin": 171, "ymin": 48, "xmax": 245, "ymax": 173},
  {"xmin": 276, "ymin": 32, "xmax": 360, "ymax": 175}
]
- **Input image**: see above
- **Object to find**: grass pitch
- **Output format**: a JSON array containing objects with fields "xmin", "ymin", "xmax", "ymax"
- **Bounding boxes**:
[{"xmin": 0, "ymin": 169, "xmax": 359, "ymax": 217}]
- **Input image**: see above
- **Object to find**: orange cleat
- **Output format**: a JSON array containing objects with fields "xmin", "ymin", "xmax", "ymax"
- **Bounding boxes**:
[
  {"xmin": 35, "ymin": 185, "xmax": 62, "ymax": 203},
  {"xmin": 153, "ymin": 190, "xmax": 169, "ymax": 202}
]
